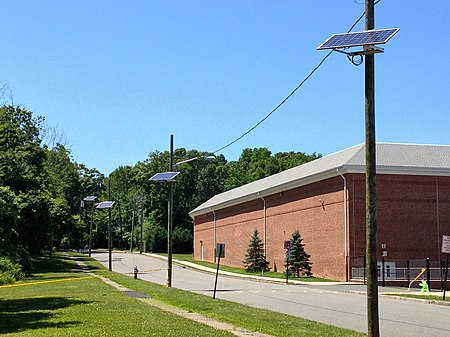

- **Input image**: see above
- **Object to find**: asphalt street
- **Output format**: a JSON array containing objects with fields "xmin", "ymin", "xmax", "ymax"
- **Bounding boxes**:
[{"xmin": 91, "ymin": 251, "xmax": 450, "ymax": 337}]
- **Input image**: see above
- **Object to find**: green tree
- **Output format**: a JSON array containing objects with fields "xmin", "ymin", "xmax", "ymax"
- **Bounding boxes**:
[
  {"xmin": 15, "ymin": 191, "xmax": 51, "ymax": 255},
  {"xmin": 274, "ymin": 151, "xmax": 321, "ymax": 172},
  {"xmin": 196, "ymin": 154, "xmax": 228, "ymax": 200},
  {"xmin": 173, "ymin": 227, "xmax": 193, "ymax": 254},
  {"xmin": 44, "ymin": 144, "xmax": 81, "ymax": 212},
  {"xmin": 77, "ymin": 164, "xmax": 106, "ymax": 248},
  {"xmin": 145, "ymin": 221, "xmax": 167, "ymax": 253},
  {"xmin": 224, "ymin": 148, "xmax": 321, "ymax": 191},
  {"xmin": 0, "ymin": 105, "xmax": 50, "ymax": 255},
  {"xmin": 44, "ymin": 144, "xmax": 82, "ymax": 250},
  {"xmin": 243, "ymin": 229, "xmax": 269, "ymax": 273},
  {"xmin": 0, "ymin": 105, "xmax": 46, "ymax": 192},
  {"xmin": 287, "ymin": 230, "xmax": 313, "ymax": 277},
  {"xmin": 0, "ymin": 186, "xmax": 18, "ymax": 255}
]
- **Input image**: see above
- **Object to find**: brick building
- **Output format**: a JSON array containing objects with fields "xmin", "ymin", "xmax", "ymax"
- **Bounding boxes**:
[{"xmin": 190, "ymin": 143, "xmax": 450, "ymax": 281}]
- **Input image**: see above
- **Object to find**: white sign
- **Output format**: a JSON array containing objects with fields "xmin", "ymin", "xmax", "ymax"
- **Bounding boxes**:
[
  {"xmin": 382, "ymin": 250, "xmax": 388, "ymax": 257},
  {"xmin": 442, "ymin": 235, "xmax": 450, "ymax": 254}
]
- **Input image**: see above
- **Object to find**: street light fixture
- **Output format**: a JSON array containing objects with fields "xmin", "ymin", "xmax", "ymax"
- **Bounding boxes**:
[
  {"xmin": 149, "ymin": 135, "xmax": 216, "ymax": 287},
  {"xmin": 83, "ymin": 195, "xmax": 97, "ymax": 257},
  {"xmin": 174, "ymin": 155, "xmax": 215, "ymax": 166}
]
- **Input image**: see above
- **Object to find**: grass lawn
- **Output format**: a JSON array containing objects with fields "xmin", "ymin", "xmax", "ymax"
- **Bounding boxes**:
[
  {"xmin": 165, "ymin": 253, "xmax": 336, "ymax": 282},
  {"xmin": 85, "ymin": 255, "xmax": 363, "ymax": 337},
  {"xmin": 0, "ymin": 254, "xmax": 233, "ymax": 337},
  {"xmin": 386, "ymin": 293, "xmax": 450, "ymax": 303},
  {"xmin": 1, "ymin": 253, "xmax": 364, "ymax": 337}
]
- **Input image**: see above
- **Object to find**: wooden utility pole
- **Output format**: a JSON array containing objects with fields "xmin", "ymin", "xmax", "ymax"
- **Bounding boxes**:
[
  {"xmin": 365, "ymin": 0, "xmax": 380, "ymax": 336},
  {"xmin": 130, "ymin": 203, "xmax": 135, "ymax": 252}
]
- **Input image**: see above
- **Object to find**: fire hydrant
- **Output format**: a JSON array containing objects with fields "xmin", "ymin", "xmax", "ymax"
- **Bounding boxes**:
[{"xmin": 133, "ymin": 266, "xmax": 139, "ymax": 279}]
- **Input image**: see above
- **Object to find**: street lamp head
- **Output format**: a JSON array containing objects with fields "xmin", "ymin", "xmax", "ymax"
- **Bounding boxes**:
[{"xmin": 174, "ymin": 154, "xmax": 216, "ymax": 166}]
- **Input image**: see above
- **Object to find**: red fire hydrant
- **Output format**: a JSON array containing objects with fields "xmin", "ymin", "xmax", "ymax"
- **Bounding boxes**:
[{"xmin": 133, "ymin": 266, "xmax": 139, "ymax": 279}]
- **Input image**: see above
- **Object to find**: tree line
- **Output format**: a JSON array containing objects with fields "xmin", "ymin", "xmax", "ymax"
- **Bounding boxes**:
[{"xmin": 0, "ymin": 103, "xmax": 320, "ymax": 284}]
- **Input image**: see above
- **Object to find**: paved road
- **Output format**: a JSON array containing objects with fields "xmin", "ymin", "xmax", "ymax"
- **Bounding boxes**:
[{"xmin": 91, "ymin": 251, "xmax": 450, "ymax": 337}]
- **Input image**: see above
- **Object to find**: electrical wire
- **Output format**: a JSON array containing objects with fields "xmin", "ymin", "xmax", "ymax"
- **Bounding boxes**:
[
  {"xmin": 212, "ymin": 51, "xmax": 333, "ymax": 154},
  {"xmin": 211, "ymin": 6, "xmax": 372, "ymax": 156}
]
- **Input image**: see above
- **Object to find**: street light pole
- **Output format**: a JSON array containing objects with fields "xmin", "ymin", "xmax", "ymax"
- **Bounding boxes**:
[
  {"xmin": 130, "ymin": 202, "xmax": 135, "ymax": 252},
  {"xmin": 149, "ymin": 136, "xmax": 213, "ymax": 288},
  {"xmin": 89, "ymin": 202, "xmax": 94, "ymax": 257},
  {"xmin": 108, "ymin": 179, "xmax": 112, "ymax": 271},
  {"xmin": 83, "ymin": 196, "xmax": 97, "ymax": 257},
  {"xmin": 167, "ymin": 134, "xmax": 174, "ymax": 287},
  {"xmin": 96, "ymin": 197, "xmax": 115, "ymax": 271}
]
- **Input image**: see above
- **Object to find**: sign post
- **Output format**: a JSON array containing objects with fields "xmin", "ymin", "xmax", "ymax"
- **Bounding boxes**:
[
  {"xmin": 213, "ymin": 243, "xmax": 225, "ymax": 299},
  {"xmin": 381, "ymin": 244, "xmax": 387, "ymax": 287},
  {"xmin": 441, "ymin": 235, "xmax": 450, "ymax": 300},
  {"xmin": 284, "ymin": 240, "xmax": 292, "ymax": 285}
]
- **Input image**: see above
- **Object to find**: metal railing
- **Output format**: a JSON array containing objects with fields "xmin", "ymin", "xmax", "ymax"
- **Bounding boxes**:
[{"xmin": 349, "ymin": 256, "xmax": 448, "ymax": 289}]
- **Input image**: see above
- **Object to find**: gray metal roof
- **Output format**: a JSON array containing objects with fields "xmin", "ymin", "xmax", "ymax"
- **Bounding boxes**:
[{"xmin": 190, "ymin": 143, "xmax": 450, "ymax": 217}]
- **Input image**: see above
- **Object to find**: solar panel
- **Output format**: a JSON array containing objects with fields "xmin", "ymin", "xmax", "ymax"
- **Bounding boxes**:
[
  {"xmin": 149, "ymin": 171, "xmax": 180, "ymax": 182},
  {"xmin": 96, "ymin": 201, "xmax": 115, "ymax": 209},
  {"xmin": 83, "ymin": 195, "xmax": 97, "ymax": 201},
  {"xmin": 317, "ymin": 28, "xmax": 399, "ymax": 50}
]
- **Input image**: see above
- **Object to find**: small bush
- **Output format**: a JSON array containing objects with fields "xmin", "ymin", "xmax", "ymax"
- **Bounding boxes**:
[
  {"xmin": 145, "ymin": 223, "xmax": 167, "ymax": 253},
  {"xmin": 173, "ymin": 227, "xmax": 193, "ymax": 254},
  {"xmin": 0, "ymin": 256, "xmax": 25, "ymax": 285}
]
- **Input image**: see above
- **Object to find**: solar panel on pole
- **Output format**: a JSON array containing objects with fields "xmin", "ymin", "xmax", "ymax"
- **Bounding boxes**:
[
  {"xmin": 149, "ymin": 171, "xmax": 180, "ymax": 182},
  {"xmin": 317, "ymin": 28, "xmax": 399, "ymax": 50},
  {"xmin": 96, "ymin": 201, "xmax": 115, "ymax": 209},
  {"xmin": 83, "ymin": 195, "xmax": 97, "ymax": 201}
]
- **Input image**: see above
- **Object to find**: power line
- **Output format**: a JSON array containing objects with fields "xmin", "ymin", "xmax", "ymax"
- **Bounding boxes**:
[{"xmin": 211, "ymin": 8, "xmax": 369, "ymax": 156}]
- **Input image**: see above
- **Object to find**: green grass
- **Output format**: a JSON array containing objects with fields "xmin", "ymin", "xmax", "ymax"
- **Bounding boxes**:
[
  {"xmin": 166, "ymin": 253, "xmax": 336, "ymax": 282},
  {"xmin": 85, "ymin": 255, "xmax": 363, "ymax": 337},
  {"xmin": 386, "ymin": 293, "xmax": 450, "ymax": 302},
  {"xmin": 0, "ymin": 252, "xmax": 364, "ymax": 337},
  {"xmin": 0, "ymin": 254, "xmax": 233, "ymax": 337}
]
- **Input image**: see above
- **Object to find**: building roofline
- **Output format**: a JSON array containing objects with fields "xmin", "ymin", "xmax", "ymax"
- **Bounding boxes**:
[{"xmin": 189, "ymin": 143, "xmax": 450, "ymax": 218}]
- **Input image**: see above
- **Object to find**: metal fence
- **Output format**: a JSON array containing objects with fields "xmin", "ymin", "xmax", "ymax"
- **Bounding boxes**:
[{"xmin": 349, "ymin": 256, "xmax": 448, "ymax": 287}]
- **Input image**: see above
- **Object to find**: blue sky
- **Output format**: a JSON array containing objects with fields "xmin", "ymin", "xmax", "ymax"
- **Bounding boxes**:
[{"xmin": 2, "ymin": 1, "xmax": 449, "ymax": 175}]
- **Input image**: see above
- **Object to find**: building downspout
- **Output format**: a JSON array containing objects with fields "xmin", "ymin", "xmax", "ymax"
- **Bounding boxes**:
[
  {"xmin": 212, "ymin": 210, "xmax": 217, "ymax": 263},
  {"xmin": 337, "ymin": 168, "xmax": 349, "ymax": 282},
  {"xmin": 258, "ymin": 193, "xmax": 267, "ymax": 259}
]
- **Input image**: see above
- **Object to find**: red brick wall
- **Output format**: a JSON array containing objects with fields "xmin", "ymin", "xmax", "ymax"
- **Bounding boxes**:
[
  {"xmin": 348, "ymin": 174, "xmax": 450, "ymax": 261},
  {"xmin": 194, "ymin": 176, "xmax": 347, "ymax": 280},
  {"xmin": 193, "ymin": 173, "xmax": 450, "ymax": 281}
]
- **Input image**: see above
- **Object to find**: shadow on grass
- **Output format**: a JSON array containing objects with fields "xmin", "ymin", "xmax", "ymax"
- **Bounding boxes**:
[
  {"xmin": 28, "ymin": 254, "xmax": 101, "ymax": 278},
  {"xmin": 0, "ymin": 296, "xmax": 90, "ymax": 334},
  {"xmin": 30, "ymin": 255, "xmax": 79, "ymax": 274}
]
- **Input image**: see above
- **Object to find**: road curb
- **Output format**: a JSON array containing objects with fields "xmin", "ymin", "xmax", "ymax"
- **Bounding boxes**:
[{"xmin": 143, "ymin": 252, "xmax": 353, "ymax": 286}]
